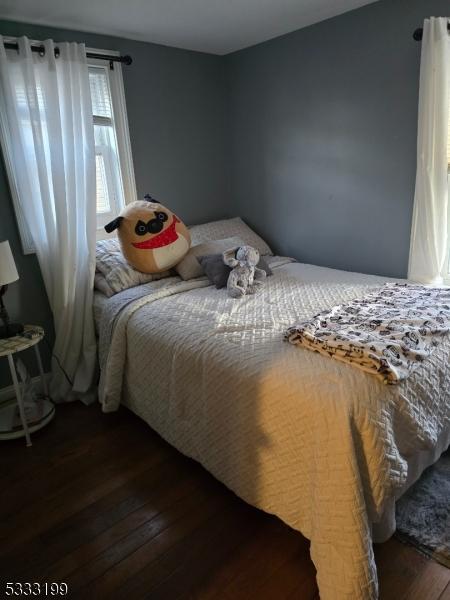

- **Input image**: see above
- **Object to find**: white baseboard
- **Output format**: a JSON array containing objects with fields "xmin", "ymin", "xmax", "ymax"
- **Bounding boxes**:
[{"xmin": 0, "ymin": 374, "xmax": 51, "ymax": 404}]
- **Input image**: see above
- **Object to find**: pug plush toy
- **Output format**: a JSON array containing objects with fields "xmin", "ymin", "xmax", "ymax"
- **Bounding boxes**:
[{"xmin": 104, "ymin": 195, "xmax": 191, "ymax": 273}]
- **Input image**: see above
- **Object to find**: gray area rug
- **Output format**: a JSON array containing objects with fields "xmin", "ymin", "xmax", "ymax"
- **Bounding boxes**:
[{"xmin": 395, "ymin": 449, "xmax": 450, "ymax": 568}]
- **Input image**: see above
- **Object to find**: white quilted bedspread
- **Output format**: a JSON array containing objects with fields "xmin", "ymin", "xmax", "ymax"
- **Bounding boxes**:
[{"xmin": 98, "ymin": 260, "xmax": 450, "ymax": 600}]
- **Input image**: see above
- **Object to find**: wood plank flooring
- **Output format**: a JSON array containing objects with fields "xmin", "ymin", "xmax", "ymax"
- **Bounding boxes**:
[{"xmin": 1, "ymin": 402, "xmax": 448, "ymax": 600}]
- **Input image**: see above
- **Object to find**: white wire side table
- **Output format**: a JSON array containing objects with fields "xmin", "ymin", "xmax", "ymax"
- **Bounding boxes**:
[{"xmin": 0, "ymin": 325, "xmax": 54, "ymax": 446}]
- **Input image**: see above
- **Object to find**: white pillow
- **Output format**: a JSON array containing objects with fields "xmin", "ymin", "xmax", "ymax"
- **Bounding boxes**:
[
  {"xmin": 175, "ymin": 236, "xmax": 245, "ymax": 280},
  {"xmin": 94, "ymin": 271, "xmax": 115, "ymax": 298},
  {"xmin": 95, "ymin": 238, "xmax": 171, "ymax": 296},
  {"xmin": 189, "ymin": 217, "xmax": 272, "ymax": 256}
]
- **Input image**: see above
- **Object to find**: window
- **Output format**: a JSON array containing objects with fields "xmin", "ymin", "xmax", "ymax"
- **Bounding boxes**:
[
  {"xmin": 88, "ymin": 57, "xmax": 136, "ymax": 238},
  {"xmin": 1, "ymin": 43, "xmax": 136, "ymax": 252}
]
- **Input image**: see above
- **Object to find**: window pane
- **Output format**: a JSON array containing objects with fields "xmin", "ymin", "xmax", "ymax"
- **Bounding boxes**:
[
  {"xmin": 96, "ymin": 154, "xmax": 111, "ymax": 213},
  {"xmin": 89, "ymin": 67, "xmax": 112, "ymax": 119},
  {"xmin": 94, "ymin": 122, "xmax": 117, "ymax": 148},
  {"xmin": 94, "ymin": 122, "xmax": 125, "ymax": 227}
]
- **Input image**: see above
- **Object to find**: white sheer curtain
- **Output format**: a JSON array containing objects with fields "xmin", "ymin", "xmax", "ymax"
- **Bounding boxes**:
[
  {"xmin": 408, "ymin": 18, "xmax": 450, "ymax": 284},
  {"xmin": 0, "ymin": 36, "xmax": 97, "ymax": 402}
]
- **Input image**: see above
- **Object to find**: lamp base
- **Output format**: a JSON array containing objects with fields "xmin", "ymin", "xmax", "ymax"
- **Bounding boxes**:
[{"xmin": 0, "ymin": 322, "xmax": 24, "ymax": 339}]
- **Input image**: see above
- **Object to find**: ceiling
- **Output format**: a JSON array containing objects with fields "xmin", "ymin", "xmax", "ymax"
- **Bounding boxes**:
[{"xmin": 0, "ymin": 0, "xmax": 379, "ymax": 55}]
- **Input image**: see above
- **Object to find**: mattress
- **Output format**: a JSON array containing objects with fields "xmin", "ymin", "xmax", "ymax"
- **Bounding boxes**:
[{"xmin": 95, "ymin": 260, "xmax": 450, "ymax": 600}]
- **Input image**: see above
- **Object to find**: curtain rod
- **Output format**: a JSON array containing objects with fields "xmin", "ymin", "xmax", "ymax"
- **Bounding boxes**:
[
  {"xmin": 3, "ymin": 41, "xmax": 132, "ymax": 65},
  {"xmin": 413, "ymin": 22, "xmax": 450, "ymax": 41}
]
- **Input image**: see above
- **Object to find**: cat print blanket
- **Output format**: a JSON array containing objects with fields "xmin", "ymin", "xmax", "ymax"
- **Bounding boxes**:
[{"xmin": 285, "ymin": 283, "xmax": 450, "ymax": 383}]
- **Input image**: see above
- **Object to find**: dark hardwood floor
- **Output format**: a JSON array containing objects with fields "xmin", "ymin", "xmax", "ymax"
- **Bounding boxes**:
[{"xmin": 1, "ymin": 403, "xmax": 449, "ymax": 600}]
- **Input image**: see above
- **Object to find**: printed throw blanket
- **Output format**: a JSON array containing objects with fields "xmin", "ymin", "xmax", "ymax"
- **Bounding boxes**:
[{"xmin": 285, "ymin": 283, "xmax": 450, "ymax": 383}]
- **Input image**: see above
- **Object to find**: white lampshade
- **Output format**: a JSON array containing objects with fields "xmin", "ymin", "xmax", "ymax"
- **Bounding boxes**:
[{"xmin": 0, "ymin": 241, "xmax": 19, "ymax": 285}]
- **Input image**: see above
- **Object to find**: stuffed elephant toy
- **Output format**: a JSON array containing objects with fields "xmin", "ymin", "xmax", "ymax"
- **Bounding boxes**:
[{"xmin": 223, "ymin": 245, "xmax": 266, "ymax": 298}]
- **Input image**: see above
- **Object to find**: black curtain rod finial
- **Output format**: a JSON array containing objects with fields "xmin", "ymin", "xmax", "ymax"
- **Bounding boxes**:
[{"xmin": 413, "ymin": 21, "xmax": 450, "ymax": 41}]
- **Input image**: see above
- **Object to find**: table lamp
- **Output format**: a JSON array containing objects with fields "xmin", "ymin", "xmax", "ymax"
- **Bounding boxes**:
[{"xmin": 0, "ymin": 240, "xmax": 24, "ymax": 338}]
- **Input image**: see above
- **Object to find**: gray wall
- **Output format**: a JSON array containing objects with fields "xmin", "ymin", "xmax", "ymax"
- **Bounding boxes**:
[
  {"xmin": 226, "ymin": 0, "xmax": 450, "ymax": 278},
  {"xmin": 0, "ymin": 20, "xmax": 229, "ymax": 387}
]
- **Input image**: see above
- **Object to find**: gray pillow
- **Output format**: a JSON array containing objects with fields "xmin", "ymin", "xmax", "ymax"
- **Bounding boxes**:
[
  {"xmin": 174, "ymin": 236, "xmax": 245, "ymax": 280},
  {"xmin": 198, "ymin": 254, "xmax": 273, "ymax": 289},
  {"xmin": 197, "ymin": 254, "xmax": 231, "ymax": 288},
  {"xmin": 257, "ymin": 257, "xmax": 273, "ymax": 277}
]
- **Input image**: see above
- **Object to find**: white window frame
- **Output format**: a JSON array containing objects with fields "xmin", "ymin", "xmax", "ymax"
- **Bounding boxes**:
[
  {"xmin": 0, "ymin": 41, "xmax": 136, "ymax": 253},
  {"xmin": 89, "ymin": 49, "xmax": 136, "ymax": 240}
]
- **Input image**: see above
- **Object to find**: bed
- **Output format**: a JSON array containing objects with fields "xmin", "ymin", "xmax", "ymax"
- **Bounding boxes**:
[{"xmin": 94, "ymin": 255, "xmax": 450, "ymax": 600}]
